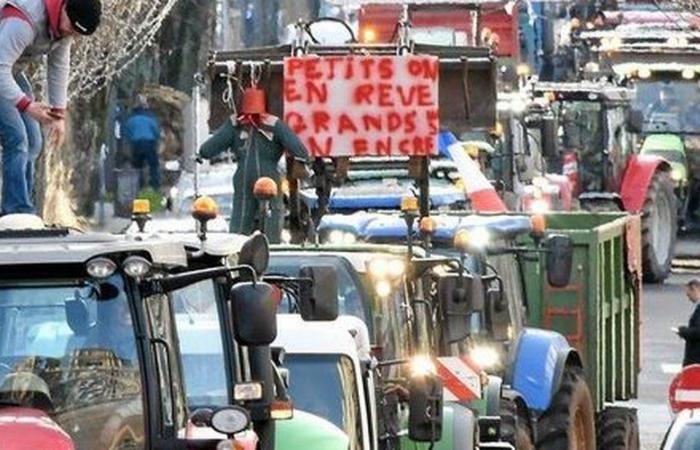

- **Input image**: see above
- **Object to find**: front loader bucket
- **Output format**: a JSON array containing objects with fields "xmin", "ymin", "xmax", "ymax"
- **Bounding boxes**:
[{"xmin": 208, "ymin": 43, "xmax": 496, "ymax": 134}]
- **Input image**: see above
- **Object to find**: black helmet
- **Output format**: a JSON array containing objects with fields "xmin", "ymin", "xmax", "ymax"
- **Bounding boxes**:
[{"xmin": 65, "ymin": 0, "xmax": 102, "ymax": 36}]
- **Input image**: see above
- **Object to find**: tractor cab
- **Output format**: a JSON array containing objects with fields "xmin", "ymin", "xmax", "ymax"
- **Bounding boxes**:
[{"xmin": 0, "ymin": 212, "xmax": 271, "ymax": 450}]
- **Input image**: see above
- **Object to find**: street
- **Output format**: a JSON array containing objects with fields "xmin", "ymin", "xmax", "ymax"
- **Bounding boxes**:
[{"xmin": 638, "ymin": 237, "xmax": 700, "ymax": 449}]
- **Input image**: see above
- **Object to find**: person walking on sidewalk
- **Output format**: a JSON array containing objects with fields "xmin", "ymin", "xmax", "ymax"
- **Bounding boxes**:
[
  {"xmin": 677, "ymin": 278, "xmax": 700, "ymax": 367},
  {"xmin": 0, "ymin": 0, "xmax": 102, "ymax": 215},
  {"xmin": 124, "ymin": 95, "xmax": 161, "ymax": 191}
]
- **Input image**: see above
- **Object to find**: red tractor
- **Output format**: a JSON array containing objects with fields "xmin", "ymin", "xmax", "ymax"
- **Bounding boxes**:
[{"xmin": 526, "ymin": 81, "xmax": 677, "ymax": 282}]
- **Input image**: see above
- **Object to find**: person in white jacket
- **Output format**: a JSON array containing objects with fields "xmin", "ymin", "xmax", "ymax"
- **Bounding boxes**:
[{"xmin": 0, "ymin": 0, "xmax": 101, "ymax": 215}]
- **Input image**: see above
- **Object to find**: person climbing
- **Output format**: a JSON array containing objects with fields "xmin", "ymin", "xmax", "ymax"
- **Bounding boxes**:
[
  {"xmin": 124, "ymin": 94, "xmax": 162, "ymax": 191},
  {"xmin": 0, "ymin": 0, "xmax": 102, "ymax": 215},
  {"xmin": 199, "ymin": 86, "xmax": 309, "ymax": 243}
]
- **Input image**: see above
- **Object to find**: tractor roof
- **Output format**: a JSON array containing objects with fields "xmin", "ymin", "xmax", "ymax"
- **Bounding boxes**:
[
  {"xmin": 530, "ymin": 82, "xmax": 632, "ymax": 102},
  {"xmin": 0, "ymin": 215, "xmax": 249, "ymax": 267}
]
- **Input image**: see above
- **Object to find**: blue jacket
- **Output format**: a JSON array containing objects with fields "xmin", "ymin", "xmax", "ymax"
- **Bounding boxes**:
[{"xmin": 125, "ymin": 108, "xmax": 161, "ymax": 144}]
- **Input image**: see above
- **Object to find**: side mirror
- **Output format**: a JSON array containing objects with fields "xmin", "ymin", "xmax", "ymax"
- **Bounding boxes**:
[
  {"xmin": 408, "ymin": 374, "xmax": 443, "ymax": 442},
  {"xmin": 437, "ymin": 274, "xmax": 485, "ymax": 344},
  {"xmin": 239, "ymin": 232, "xmax": 270, "ymax": 276},
  {"xmin": 541, "ymin": 116, "xmax": 558, "ymax": 159},
  {"xmin": 231, "ymin": 282, "xmax": 278, "ymax": 345},
  {"xmin": 545, "ymin": 234, "xmax": 574, "ymax": 288},
  {"xmin": 626, "ymin": 108, "xmax": 644, "ymax": 134},
  {"xmin": 297, "ymin": 265, "xmax": 339, "ymax": 321}
]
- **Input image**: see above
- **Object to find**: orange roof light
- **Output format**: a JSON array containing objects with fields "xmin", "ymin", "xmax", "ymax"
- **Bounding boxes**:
[
  {"xmin": 362, "ymin": 28, "xmax": 377, "ymax": 43},
  {"xmin": 192, "ymin": 196, "xmax": 219, "ymax": 222},
  {"xmin": 253, "ymin": 177, "xmax": 278, "ymax": 201},
  {"xmin": 419, "ymin": 217, "xmax": 437, "ymax": 235},
  {"xmin": 401, "ymin": 196, "xmax": 419, "ymax": 214},
  {"xmin": 454, "ymin": 229, "xmax": 470, "ymax": 252},
  {"xmin": 132, "ymin": 199, "xmax": 151, "ymax": 215},
  {"xmin": 530, "ymin": 214, "xmax": 546, "ymax": 237}
]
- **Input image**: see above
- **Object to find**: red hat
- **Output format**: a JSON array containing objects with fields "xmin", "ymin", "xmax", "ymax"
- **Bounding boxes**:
[{"xmin": 241, "ymin": 87, "xmax": 266, "ymax": 114}]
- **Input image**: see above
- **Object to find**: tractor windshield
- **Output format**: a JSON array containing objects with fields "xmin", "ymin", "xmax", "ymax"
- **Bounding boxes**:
[
  {"xmin": 0, "ymin": 275, "xmax": 145, "ymax": 448},
  {"xmin": 284, "ymin": 354, "xmax": 362, "ymax": 450},
  {"xmin": 557, "ymin": 100, "xmax": 605, "ymax": 191},
  {"xmin": 632, "ymin": 80, "xmax": 700, "ymax": 134}
]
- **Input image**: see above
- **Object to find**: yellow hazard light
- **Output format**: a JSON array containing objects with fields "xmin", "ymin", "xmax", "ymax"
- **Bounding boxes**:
[
  {"xmin": 132, "ymin": 199, "xmax": 151, "ymax": 215},
  {"xmin": 192, "ymin": 196, "xmax": 219, "ymax": 222},
  {"xmin": 454, "ymin": 229, "xmax": 470, "ymax": 252},
  {"xmin": 530, "ymin": 214, "xmax": 546, "ymax": 238},
  {"xmin": 253, "ymin": 177, "xmax": 278, "ymax": 200},
  {"xmin": 401, "ymin": 196, "xmax": 419, "ymax": 214},
  {"xmin": 362, "ymin": 28, "xmax": 377, "ymax": 43},
  {"xmin": 516, "ymin": 63, "xmax": 531, "ymax": 77},
  {"xmin": 419, "ymin": 216, "xmax": 437, "ymax": 235}
]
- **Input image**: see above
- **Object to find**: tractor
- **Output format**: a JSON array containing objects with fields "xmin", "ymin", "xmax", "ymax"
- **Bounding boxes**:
[{"xmin": 524, "ymin": 81, "xmax": 677, "ymax": 282}]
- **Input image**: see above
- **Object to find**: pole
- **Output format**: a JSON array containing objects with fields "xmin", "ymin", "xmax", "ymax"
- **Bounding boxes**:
[
  {"xmin": 249, "ymin": 346, "xmax": 276, "ymax": 450},
  {"xmin": 192, "ymin": 75, "xmax": 202, "ymax": 198}
]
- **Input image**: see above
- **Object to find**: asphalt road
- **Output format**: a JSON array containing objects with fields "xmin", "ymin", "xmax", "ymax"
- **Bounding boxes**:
[{"xmin": 636, "ymin": 237, "xmax": 700, "ymax": 449}]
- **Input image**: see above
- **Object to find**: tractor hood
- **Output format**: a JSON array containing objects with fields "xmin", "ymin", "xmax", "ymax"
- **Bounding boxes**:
[
  {"xmin": 0, "ymin": 407, "xmax": 74, "ymax": 450},
  {"xmin": 318, "ymin": 212, "xmax": 531, "ymax": 245}
]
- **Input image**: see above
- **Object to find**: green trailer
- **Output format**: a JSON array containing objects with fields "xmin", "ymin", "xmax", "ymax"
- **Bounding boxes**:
[{"xmin": 520, "ymin": 212, "xmax": 642, "ymax": 425}]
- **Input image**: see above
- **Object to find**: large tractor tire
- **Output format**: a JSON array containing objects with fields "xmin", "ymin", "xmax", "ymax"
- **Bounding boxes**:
[
  {"xmin": 536, "ymin": 367, "xmax": 596, "ymax": 450},
  {"xmin": 642, "ymin": 171, "xmax": 678, "ymax": 283},
  {"xmin": 501, "ymin": 396, "xmax": 534, "ymax": 450},
  {"xmin": 596, "ymin": 407, "xmax": 639, "ymax": 450}
]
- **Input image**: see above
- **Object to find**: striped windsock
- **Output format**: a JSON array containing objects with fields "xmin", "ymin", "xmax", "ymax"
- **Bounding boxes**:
[{"xmin": 447, "ymin": 141, "xmax": 507, "ymax": 213}]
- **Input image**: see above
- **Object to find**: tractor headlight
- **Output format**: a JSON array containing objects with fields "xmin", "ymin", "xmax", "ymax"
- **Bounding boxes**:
[
  {"xmin": 327, "ymin": 230, "xmax": 357, "ymax": 245},
  {"xmin": 375, "ymin": 280, "xmax": 393, "ymax": 298},
  {"xmin": 671, "ymin": 168, "xmax": 684, "ymax": 182},
  {"xmin": 86, "ymin": 257, "xmax": 117, "ymax": 279},
  {"xmin": 368, "ymin": 258, "xmax": 406, "ymax": 280},
  {"xmin": 471, "ymin": 345, "xmax": 500, "ymax": 370},
  {"xmin": 123, "ymin": 256, "xmax": 152, "ymax": 279},
  {"xmin": 410, "ymin": 355, "xmax": 436, "ymax": 377},
  {"xmin": 454, "ymin": 227, "xmax": 491, "ymax": 252}
]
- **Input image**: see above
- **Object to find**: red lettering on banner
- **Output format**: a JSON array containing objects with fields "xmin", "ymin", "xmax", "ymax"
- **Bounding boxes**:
[
  {"xmin": 427, "ymin": 109, "xmax": 439, "ymax": 134},
  {"xmin": 387, "ymin": 112, "xmax": 402, "ymax": 132},
  {"xmin": 360, "ymin": 58, "xmax": 375, "ymax": 79},
  {"xmin": 326, "ymin": 57, "xmax": 343, "ymax": 80},
  {"xmin": 284, "ymin": 79, "xmax": 302, "ymax": 102},
  {"xmin": 362, "ymin": 114, "xmax": 382, "ymax": 132},
  {"xmin": 309, "ymin": 136, "xmax": 332, "ymax": 157},
  {"xmin": 376, "ymin": 137, "xmax": 392, "ymax": 156},
  {"xmin": 304, "ymin": 59, "xmax": 322, "ymax": 80},
  {"xmin": 311, "ymin": 111, "xmax": 331, "ymax": 133},
  {"xmin": 306, "ymin": 81, "xmax": 328, "ymax": 104},
  {"xmin": 354, "ymin": 84, "xmax": 373, "ymax": 105},
  {"xmin": 285, "ymin": 112, "xmax": 307, "ymax": 134},
  {"xmin": 284, "ymin": 55, "xmax": 439, "ymax": 158},
  {"xmin": 353, "ymin": 138, "xmax": 369, "ymax": 156},
  {"xmin": 338, "ymin": 114, "xmax": 358, "ymax": 134},
  {"xmin": 417, "ymin": 85, "xmax": 434, "ymax": 107},
  {"xmin": 378, "ymin": 58, "xmax": 394, "ymax": 79},
  {"xmin": 286, "ymin": 58, "xmax": 304, "ymax": 77},
  {"xmin": 377, "ymin": 83, "xmax": 394, "ymax": 107}
]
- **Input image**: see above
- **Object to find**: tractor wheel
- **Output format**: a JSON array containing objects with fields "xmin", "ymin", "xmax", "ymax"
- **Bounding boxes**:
[
  {"xmin": 642, "ymin": 171, "xmax": 678, "ymax": 283},
  {"xmin": 501, "ymin": 396, "xmax": 534, "ymax": 450},
  {"xmin": 596, "ymin": 407, "xmax": 639, "ymax": 450},
  {"xmin": 536, "ymin": 367, "xmax": 596, "ymax": 450}
]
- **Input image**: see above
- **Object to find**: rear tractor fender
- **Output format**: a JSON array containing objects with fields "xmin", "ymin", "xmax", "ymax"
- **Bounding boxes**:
[
  {"xmin": 620, "ymin": 155, "xmax": 671, "ymax": 213},
  {"xmin": 505, "ymin": 328, "xmax": 583, "ymax": 412}
]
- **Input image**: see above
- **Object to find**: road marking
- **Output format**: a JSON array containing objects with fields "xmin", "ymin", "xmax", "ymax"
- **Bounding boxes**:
[{"xmin": 662, "ymin": 363, "xmax": 682, "ymax": 375}]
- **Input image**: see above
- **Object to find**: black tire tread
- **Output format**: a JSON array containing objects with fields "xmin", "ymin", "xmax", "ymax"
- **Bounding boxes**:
[
  {"xmin": 535, "ymin": 367, "xmax": 595, "ymax": 450},
  {"xmin": 641, "ymin": 171, "xmax": 677, "ymax": 283},
  {"xmin": 501, "ymin": 396, "xmax": 534, "ymax": 450},
  {"xmin": 596, "ymin": 407, "xmax": 639, "ymax": 450}
]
